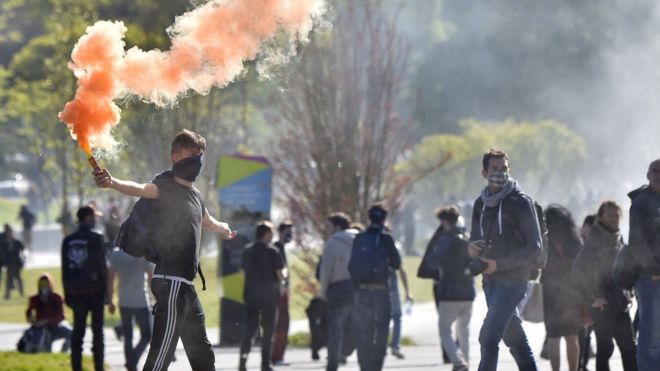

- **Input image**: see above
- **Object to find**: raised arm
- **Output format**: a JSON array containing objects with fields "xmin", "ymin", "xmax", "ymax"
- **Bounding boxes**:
[{"xmin": 93, "ymin": 168, "xmax": 159, "ymax": 199}]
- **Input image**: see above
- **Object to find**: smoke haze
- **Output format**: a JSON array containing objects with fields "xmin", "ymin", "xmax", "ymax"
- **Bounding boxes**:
[{"xmin": 58, "ymin": 0, "xmax": 325, "ymax": 155}]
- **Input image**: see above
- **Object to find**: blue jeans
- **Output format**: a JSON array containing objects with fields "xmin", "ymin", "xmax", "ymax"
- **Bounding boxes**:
[
  {"xmin": 326, "ymin": 302, "xmax": 353, "ymax": 371},
  {"xmin": 635, "ymin": 277, "xmax": 660, "ymax": 371},
  {"xmin": 389, "ymin": 286, "xmax": 402, "ymax": 350},
  {"xmin": 49, "ymin": 324, "xmax": 72, "ymax": 352},
  {"xmin": 120, "ymin": 306, "xmax": 152, "ymax": 369},
  {"xmin": 478, "ymin": 279, "xmax": 537, "ymax": 371},
  {"xmin": 353, "ymin": 289, "xmax": 391, "ymax": 371}
]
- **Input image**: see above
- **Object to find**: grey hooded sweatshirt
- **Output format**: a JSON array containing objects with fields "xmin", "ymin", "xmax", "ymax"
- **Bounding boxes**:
[{"xmin": 319, "ymin": 228, "xmax": 359, "ymax": 300}]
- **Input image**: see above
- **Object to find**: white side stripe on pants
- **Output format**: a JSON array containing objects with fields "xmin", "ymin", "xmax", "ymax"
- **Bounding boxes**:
[{"xmin": 154, "ymin": 281, "xmax": 180, "ymax": 371}]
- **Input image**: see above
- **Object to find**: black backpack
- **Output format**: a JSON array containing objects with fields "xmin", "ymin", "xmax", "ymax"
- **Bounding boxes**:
[
  {"xmin": 115, "ymin": 196, "xmax": 160, "ymax": 264},
  {"xmin": 349, "ymin": 230, "xmax": 390, "ymax": 285},
  {"xmin": 114, "ymin": 171, "xmax": 206, "ymax": 289},
  {"xmin": 528, "ymin": 201, "xmax": 548, "ymax": 280}
]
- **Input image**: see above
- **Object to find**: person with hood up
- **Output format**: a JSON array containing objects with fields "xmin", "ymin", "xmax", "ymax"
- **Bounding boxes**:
[
  {"xmin": 628, "ymin": 158, "xmax": 660, "ymax": 371},
  {"xmin": 320, "ymin": 212, "xmax": 359, "ymax": 371},
  {"xmin": 26, "ymin": 273, "xmax": 72, "ymax": 352},
  {"xmin": 573, "ymin": 200, "xmax": 637, "ymax": 371}
]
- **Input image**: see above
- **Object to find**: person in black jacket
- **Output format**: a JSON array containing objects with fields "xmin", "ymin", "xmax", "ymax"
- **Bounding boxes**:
[
  {"xmin": 540, "ymin": 205, "xmax": 582, "ymax": 371},
  {"xmin": 573, "ymin": 200, "xmax": 637, "ymax": 371},
  {"xmin": 2, "ymin": 224, "xmax": 25, "ymax": 299},
  {"xmin": 628, "ymin": 159, "xmax": 660, "ymax": 371},
  {"xmin": 61, "ymin": 206, "xmax": 109, "ymax": 371},
  {"xmin": 427, "ymin": 206, "xmax": 474, "ymax": 371},
  {"xmin": 468, "ymin": 149, "xmax": 541, "ymax": 371}
]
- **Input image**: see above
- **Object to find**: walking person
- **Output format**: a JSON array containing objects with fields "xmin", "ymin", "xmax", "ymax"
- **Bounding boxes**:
[
  {"xmin": 26, "ymin": 273, "xmax": 72, "ymax": 352},
  {"xmin": 18, "ymin": 205, "xmax": 36, "ymax": 251},
  {"xmin": 3, "ymin": 224, "xmax": 25, "ymax": 299},
  {"xmin": 271, "ymin": 220, "xmax": 293, "ymax": 366},
  {"xmin": 573, "ymin": 200, "xmax": 637, "ymax": 371},
  {"xmin": 578, "ymin": 214, "xmax": 597, "ymax": 371},
  {"xmin": 388, "ymin": 253, "xmax": 412, "ymax": 359},
  {"xmin": 467, "ymin": 149, "xmax": 541, "ymax": 371},
  {"xmin": 348, "ymin": 204, "xmax": 402, "ymax": 371},
  {"xmin": 417, "ymin": 208, "xmax": 452, "ymax": 364},
  {"xmin": 94, "ymin": 129, "xmax": 237, "ymax": 370},
  {"xmin": 427, "ymin": 205, "xmax": 474, "ymax": 371},
  {"xmin": 541, "ymin": 205, "xmax": 582, "ymax": 371},
  {"xmin": 239, "ymin": 221, "xmax": 286, "ymax": 371},
  {"xmin": 107, "ymin": 247, "xmax": 155, "ymax": 371},
  {"xmin": 628, "ymin": 159, "xmax": 660, "ymax": 371},
  {"xmin": 319, "ymin": 212, "xmax": 358, "ymax": 371},
  {"xmin": 61, "ymin": 206, "xmax": 109, "ymax": 371}
]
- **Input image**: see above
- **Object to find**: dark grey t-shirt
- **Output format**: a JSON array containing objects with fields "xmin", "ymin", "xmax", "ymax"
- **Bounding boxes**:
[
  {"xmin": 242, "ymin": 241, "xmax": 284, "ymax": 292},
  {"xmin": 108, "ymin": 248, "xmax": 154, "ymax": 308},
  {"xmin": 152, "ymin": 173, "xmax": 205, "ymax": 281}
]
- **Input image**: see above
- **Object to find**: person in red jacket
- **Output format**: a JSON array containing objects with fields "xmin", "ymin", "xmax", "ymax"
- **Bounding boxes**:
[{"xmin": 26, "ymin": 273, "xmax": 72, "ymax": 352}]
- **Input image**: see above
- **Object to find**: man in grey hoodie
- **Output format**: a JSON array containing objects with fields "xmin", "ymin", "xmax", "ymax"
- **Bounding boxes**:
[{"xmin": 320, "ymin": 212, "xmax": 358, "ymax": 371}]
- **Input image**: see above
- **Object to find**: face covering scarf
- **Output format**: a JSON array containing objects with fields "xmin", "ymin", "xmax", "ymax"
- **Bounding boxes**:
[{"xmin": 173, "ymin": 154, "xmax": 203, "ymax": 182}]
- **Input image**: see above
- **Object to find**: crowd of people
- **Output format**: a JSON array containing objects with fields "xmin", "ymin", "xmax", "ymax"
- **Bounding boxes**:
[{"xmin": 2, "ymin": 132, "xmax": 660, "ymax": 371}]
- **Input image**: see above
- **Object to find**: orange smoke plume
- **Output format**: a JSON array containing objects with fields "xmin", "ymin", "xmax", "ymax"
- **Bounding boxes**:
[{"xmin": 59, "ymin": 0, "xmax": 326, "ymax": 154}]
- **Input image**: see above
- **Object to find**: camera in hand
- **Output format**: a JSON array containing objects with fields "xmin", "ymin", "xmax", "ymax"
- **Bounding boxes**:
[{"xmin": 469, "ymin": 241, "xmax": 493, "ymax": 276}]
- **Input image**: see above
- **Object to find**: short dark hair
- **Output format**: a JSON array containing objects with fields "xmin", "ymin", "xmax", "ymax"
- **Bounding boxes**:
[
  {"xmin": 582, "ymin": 214, "xmax": 596, "ymax": 227},
  {"xmin": 597, "ymin": 200, "xmax": 622, "ymax": 217},
  {"xmin": 255, "ymin": 221, "xmax": 274, "ymax": 240},
  {"xmin": 368, "ymin": 204, "xmax": 388, "ymax": 224},
  {"xmin": 171, "ymin": 129, "xmax": 206, "ymax": 154},
  {"xmin": 482, "ymin": 149, "xmax": 509, "ymax": 171},
  {"xmin": 437, "ymin": 205, "xmax": 460, "ymax": 225},
  {"xmin": 278, "ymin": 220, "xmax": 293, "ymax": 233},
  {"xmin": 328, "ymin": 212, "xmax": 351, "ymax": 230},
  {"xmin": 76, "ymin": 206, "xmax": 95, "ymax": 222}
]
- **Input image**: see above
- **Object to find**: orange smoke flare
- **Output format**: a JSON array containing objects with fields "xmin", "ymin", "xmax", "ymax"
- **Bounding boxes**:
[{"xmin": 58, "ymin": 0, "xmax": 325, "ymax": 154}]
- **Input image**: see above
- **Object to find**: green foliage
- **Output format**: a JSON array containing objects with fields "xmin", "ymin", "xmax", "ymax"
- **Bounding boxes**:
[
  {"xmin": 287, "ymin": 332, "xmax": 311, "ymax": 347},
  {"xmin": 0, "ymin": 197, "xmax": 25, "ymax": 225},
  {"xmin": 404, "ymin": 119, "xmax": 587, "ymax": 202},
  {"xmin": 0, "ymin": 351, "xmax": 98, "ymax": 370}
]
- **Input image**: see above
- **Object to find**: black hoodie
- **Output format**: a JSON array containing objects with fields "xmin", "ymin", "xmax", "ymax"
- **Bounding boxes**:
[{"xmin": 628, "ymin": 185, "xmax": 660, "ymax": 276}]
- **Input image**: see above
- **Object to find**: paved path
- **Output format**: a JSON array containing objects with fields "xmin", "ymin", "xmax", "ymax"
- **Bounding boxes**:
[{"xmin": 0, "ymin": 293, "xmax": 625, "ymax": 370}]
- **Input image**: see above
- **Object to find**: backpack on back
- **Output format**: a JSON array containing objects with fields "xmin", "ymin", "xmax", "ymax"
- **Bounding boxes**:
[
  {"xmin": 479, "ymin": 192, "xmax": 548, "ymax": 280},
  {"xmin": 528, "ymin": 201, "xmax": 548, "ymax": 280},
  {"xmin": 349, "ymin": 230, "xmax": 389, "ymax": 285},
  {"xmin": 115, "ymin": 196, "xmax": 160, "ymax": 264}
]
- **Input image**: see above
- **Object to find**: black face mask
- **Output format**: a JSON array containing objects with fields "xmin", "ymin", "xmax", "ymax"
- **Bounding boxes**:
[{"xmin": 173, "ymin": 155, "xmax": 203, "ymax": 182}]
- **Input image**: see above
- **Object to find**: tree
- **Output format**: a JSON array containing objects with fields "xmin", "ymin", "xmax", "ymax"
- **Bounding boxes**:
[
  {"xmin": 4, "ymin": 0, "xmax": 102, "ymax": 221},
  {"xmin": 403, "ymin": 119, "xmax": 587, "ymax": 220},
  {"xmin": 272, "ymin": 0, "xmax": 445, "ymax": 240}
]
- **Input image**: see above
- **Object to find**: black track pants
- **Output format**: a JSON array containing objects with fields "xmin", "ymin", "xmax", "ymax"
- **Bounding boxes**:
[{"xmin": 143, "ymin": 278, "xmax": 215, "ymax": 371}]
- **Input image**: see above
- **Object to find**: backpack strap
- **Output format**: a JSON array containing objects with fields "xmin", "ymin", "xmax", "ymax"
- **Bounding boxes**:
[{"xmin": 198, "ymin": 263, "xmax": 206, "ymax": 291}]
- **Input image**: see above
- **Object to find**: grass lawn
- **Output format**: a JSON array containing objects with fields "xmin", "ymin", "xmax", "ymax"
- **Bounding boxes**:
[
  {"xmin": 0, "ymin": 351, "xmax": 98, "ymax": 370},
  {"xmin": 0, "ymin": 197, "xmax": 24, "ymax": 227},
  {"xmin": 0, "ymin": 256, "xmax": 433, "ymax": 329}
]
